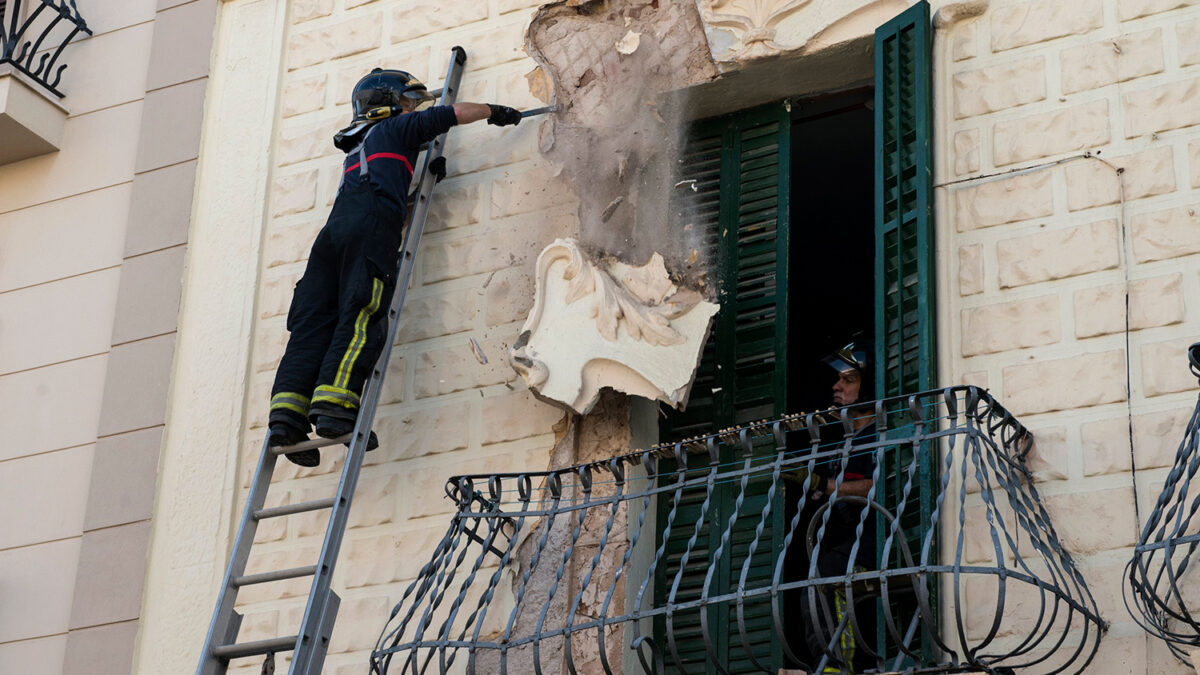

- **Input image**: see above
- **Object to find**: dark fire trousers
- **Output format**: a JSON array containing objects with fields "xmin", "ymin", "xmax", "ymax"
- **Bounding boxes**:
[
  {"xmin": 269, "ymin": 177, "xmax": 401, "ymax": 428},
  {"xmin": 802, "ymin": 508, "xmax": 876, "ymax": 673}
]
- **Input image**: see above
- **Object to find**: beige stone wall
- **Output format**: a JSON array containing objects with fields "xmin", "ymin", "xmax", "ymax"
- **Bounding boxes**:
[
  {"xmin": 215, "ymin": 1, "xmax": 580, "ymax": 672},
  {"xmin": 0, "ymin": 1, "xmax": 217, "ymax": 673},
  {"xmin": 935, "ymin": 0, "xmax": 1200, "ymax": 671},
  {"xmin": 135, "ymin": 0, "xmax": 1200, "ymax": 671}
]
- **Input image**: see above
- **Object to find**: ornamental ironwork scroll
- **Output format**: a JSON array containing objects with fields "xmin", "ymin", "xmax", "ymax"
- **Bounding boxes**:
[
  {"xmin": 1125, "ymin": 342, "xmax": 1200, "ymax": 662},
  {"xmin": 0, "ymin": 0, "xmax": 91, "ymax": 97},
  {"xmin": 372, "ymin": 387, "xmax": 1105, "ymax": 674}
]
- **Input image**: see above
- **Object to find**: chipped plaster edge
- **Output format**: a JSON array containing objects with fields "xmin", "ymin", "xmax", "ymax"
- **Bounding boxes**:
[{"xmin": 932, "ymin": 0, "xmax": 989, "ymax": 29}]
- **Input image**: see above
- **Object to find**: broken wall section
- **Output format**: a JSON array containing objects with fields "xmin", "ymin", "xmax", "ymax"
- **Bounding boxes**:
[
  {"xmin": 528, "ymin": 0, "xmax": 719, "ymax": 279},
  {"xmin": 471, "ymin": 391, "xmax": 635, "ymax": 675},
  {"xmin": 487, "ymin": 6, "xmax": 721, "ymax": 669}
]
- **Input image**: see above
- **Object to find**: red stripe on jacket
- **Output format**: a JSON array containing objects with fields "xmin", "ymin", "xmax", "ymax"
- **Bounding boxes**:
[{"xmin": 344, "ymin": 152, "xmax": 414, "ymax": 175}]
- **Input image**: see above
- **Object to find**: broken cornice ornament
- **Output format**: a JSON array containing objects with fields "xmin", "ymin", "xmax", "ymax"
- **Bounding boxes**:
[{"xmin": 511, "ymin": 238, "xmax": 719, "ymax": 415}]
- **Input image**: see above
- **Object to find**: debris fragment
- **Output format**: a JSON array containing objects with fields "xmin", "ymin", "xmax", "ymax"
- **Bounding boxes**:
[
  {"xmin": 687, "ymin": 249, "xmax": 699, "ymax": 266},
  {"xmin": 524, "ymin": 66, "xmax": 554, "ymax": 105},
  {"xmin": 615, "ymin": 30, "xmax": 641, "ymax": 55},
  {"xmin": 469, "ymin": 338, "xmax": 488, "ymax": 365},
  {"xmin": 674, "ymin": 179, "xmax": 698, "ymax": 191},
  {"xmin": 645, "ymin": 99, "xmax": 666, "ymax": 124},
  {"xmin": 600, "ymin": 196, "xmax": 624, "ymax": 223}
]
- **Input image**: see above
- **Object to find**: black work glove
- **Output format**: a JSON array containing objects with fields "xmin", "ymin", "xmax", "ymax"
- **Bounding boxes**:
[
  {"xmin": 429, "ymin": 156, "xmax": 447, "ymax": 183},
  {"xmin": 487, "ymin": 104, "xmax": 522, "ymax": 127}
]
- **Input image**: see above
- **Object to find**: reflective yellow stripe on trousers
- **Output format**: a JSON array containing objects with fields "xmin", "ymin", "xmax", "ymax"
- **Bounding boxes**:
[
  {"xmin": 333, "ymin": 278, "xmax": 384, "ymax": 390},
  {"xmin": 270, "ymin": 391, "xmax": 311, "ymax": 416}
]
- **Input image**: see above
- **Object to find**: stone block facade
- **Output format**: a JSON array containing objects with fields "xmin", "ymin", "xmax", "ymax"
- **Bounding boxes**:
[
  {"xmin": 121, "ymin": 0, "xmax": 1200, "ymax": 671},
  {"xmin": 939, "ymin": 0, "xmax": 1200, "ymax": 666},
  {"xmin": 229, "ymin": 0, "xmax": 571, "ymax": 671}
]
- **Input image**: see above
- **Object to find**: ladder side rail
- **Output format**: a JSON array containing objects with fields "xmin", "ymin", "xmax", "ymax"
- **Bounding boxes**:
[
  {"xmin": 196, "ymin": 437, "xmax": 279, "ymax": 675},
  {"xmin": 385, "ymin": 45, "xmax": 469, "ymax": 335},
  {"xmin": 288, "ymin": 45, "xmax": 469, "ymax": 675}
]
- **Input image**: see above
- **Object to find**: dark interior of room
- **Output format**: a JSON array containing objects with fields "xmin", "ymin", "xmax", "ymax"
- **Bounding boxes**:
[
  {"xmin": 787, "ymin": 87, "xmax": 876, "ymax": 415},
  {"xmin": 783, "ymin": 86, "xmax": 878, "ymax": 669}
]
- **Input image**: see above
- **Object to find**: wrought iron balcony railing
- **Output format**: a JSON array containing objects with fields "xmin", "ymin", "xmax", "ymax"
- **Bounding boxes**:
[
  {"xmin": 1126, "ymin": 343, "xmax": 1200, "ymax": 661},
  {"xmin": 372, "ymin": 387, "xmax": 1105, "ymax": 674},
  {"xmin": 1, "ymin": 0, "xmax": 91, "ymax": 97}
]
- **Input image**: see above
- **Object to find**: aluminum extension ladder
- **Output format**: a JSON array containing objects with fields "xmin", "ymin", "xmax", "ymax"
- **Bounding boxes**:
[{"xmin": 196, "ymin": 46, "xmax": 469, "ymax": 675}]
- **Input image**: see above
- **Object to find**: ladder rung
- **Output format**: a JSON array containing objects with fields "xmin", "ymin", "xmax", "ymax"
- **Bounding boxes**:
[
  {"xmin": 233, "ymin": 565, "xmax": 317, "ymax": 587},
  {"xmin": 212, "ymin": 635, "xmax": 298, "ymax": 659},
  {"xmin": 254, "ymin": 498, "xmax": 336, "ymax": 520},
  {"xmin": 271, "ymin": 434, "xmax": 351, "ymax": 456}
]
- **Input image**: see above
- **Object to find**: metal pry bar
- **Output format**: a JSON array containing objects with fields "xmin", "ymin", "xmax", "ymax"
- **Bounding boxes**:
[
  {"xmin": 521, "ymin": 104, "xmax": 560, "ymax": 118},
  {"xmin": 418, "ymin": 93, "xmax": 557, "ymax": 120}
]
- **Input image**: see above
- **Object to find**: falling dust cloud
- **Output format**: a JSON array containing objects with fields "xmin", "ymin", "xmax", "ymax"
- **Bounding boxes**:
[{"xmin": 527, "ymin": 0, "xmax": 719, "ymax": 292}]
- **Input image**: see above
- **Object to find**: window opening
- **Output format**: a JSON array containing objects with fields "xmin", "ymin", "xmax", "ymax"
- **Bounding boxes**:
[{"xmin": 652, "ymin": 2, "xmax": 939, "ymax": 667}]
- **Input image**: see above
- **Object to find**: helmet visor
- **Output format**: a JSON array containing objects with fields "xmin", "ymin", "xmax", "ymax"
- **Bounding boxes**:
[
  {"xmin": 823, "ymin": 343, "xmax": 868, "ymax": 375},
  {"xmin": 402, "ymin": 87, "xmax": 434, "ymax": 103}
]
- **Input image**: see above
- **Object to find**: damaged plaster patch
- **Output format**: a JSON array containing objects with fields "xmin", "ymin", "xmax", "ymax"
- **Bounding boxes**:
[
  {"xmin": 526, "ymin": 0, "xmax": 718, "ymax": 277},
  {"xmin": 512, "ymin": 238, "xmax": 719, "ymax": 414}
]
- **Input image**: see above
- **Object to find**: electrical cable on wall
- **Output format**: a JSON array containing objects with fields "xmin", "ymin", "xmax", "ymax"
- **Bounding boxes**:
[{"xmin": 1084, "ymin": 154, "xmax": 1142, "ymax": 532}]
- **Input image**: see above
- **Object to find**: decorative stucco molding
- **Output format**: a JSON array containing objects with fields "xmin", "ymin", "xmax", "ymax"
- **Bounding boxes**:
[
  {"xmin": 932, "ymin": 0, "xmax": 989, "ymax": 28},
  {"xmin": 699, "ymin": 0, "xmax": 814, "ymax": 60},
  {"xmin": 511, "ymin": 238, "xmax": 719, "ymax": 415},
  {"xmin": 697, "ymin": 0, "xmax": 910, "ymax": 63}
]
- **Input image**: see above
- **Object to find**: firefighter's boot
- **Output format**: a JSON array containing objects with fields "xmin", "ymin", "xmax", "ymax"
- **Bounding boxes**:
[
  {"xmin": 268, "ymin": 420, "xmax": 320, "ymax": 467},
  {"xmin": 313, "ymin": 414, "xmax": 379, "ymax": 451}
]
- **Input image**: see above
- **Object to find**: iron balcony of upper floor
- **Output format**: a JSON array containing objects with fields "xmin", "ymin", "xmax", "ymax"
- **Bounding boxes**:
[
  {"xmin": 371, "ymin": 386, "xmax": 1107, "ymax": 675},
  {"xmin": 1, "ymin": 0, "xmax": 91, "ymax": 98},
  {"xmin": 1126, "ymin": 342, "xmax": 1200, "ymax": 663}
]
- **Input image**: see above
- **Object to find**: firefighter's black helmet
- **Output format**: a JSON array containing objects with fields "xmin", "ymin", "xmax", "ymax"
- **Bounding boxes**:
[
  {"xmin": 334, "ymin": 68, "xmax": 434, "ymax": 151},
  {"xmin": 351, "ymin": 68, "xmax": 433, "ymax": 120}
]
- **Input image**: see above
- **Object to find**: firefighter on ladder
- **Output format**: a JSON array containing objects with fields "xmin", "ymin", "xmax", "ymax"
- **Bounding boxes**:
[{"xmin": 267, "ymin": 68, "xmax": 522, "ymax": 466}]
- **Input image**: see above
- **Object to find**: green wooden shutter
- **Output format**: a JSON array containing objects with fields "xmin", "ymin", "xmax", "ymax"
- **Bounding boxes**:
[
  {"xmin": 873, "ymin": 0, "xmax": 937, "ymax": 664},
  {"xmin": 875, "ymin": 0, "xmax": 934, "ymax": 398},
  {"xmin": 655, "ymin": 117, "xmax": 726, "ymax": 674},
  {"xmin": 660, "ymin": 122, "xmax": 725, "ymax": 440},
  {"xmin": 657, "ymin": 101, "xmax": 790, "ymax": 674}
]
